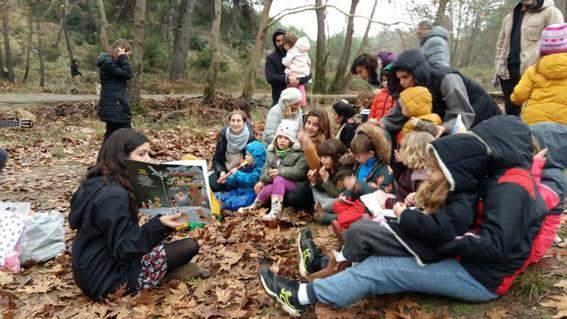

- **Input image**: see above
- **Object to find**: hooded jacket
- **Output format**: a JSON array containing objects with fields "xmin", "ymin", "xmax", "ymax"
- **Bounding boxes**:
[
  {"xmin": 262, "ymin": 88, "xmax": 304, "ymax": 144},
  {"xmin": 96, "ymin": 53, "xmax": 132, "ymax": 124},
  {"xmin": 383, "ymin": 50, "xmax": 501, "ymax": 135},
  {"xmin": 495, "ymin": 0, "xmax": 564, "ymax": 79},
  {"xmin": 212, "ymin": 124, "xmax": 256, "ymax": 174},
  {"xmin": 420, "ymin": 26, "xmax": 451, "ymax": 68},
  {"xmin": 265, "ymin": 29, "xmax": 312, "ymax": 106},
  {"xmin": 511, "ymin": 53, "xmax": 567, "ymax": 125},
  {"xmin": 385, "ymin": 133, "xmax": 487, "ymax": 264},
  {"xmin": 224, "ymin": 141, "xmax": 266, "ymax": 189},
  {"xmin": 437, "ymin": 115, "xmax": 547, "ymax": 295},
  {"xmin": 68, "ymin": 173, "xmax": 172, "ymax": 299},
  {"xmin": 398, "ymin": 86, "xmax": 442, "ymax": 141},
  {"xmin": 282, "ymin": 37, "xmax": 311, "ymax": 78}
]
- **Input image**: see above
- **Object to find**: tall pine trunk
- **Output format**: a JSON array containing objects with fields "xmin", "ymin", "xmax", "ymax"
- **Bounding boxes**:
[
  {"xmin": 1, "ymin": 0, "xmax": 15, "ymax": 83},
  {"xmin": 202, "ymin": 0, "xmax": 222, "ymax": 105},
  {"xmin": 312, "ymin": 0, "xmax": 327, "ymax": 93},
  {"xmin": 328, "ymin": 0, "xmax": 359, "ymax": 93},
  {"xmin": 129, "ymin": 0, "xmax": 146, "ymax": 108},
  {"xmin": 23, "ymin": 3, "xmax": 34, "ymax": 83},
  {"xmin": 96, "ymin": 0, "xmax": 109, "ymax": 53},
  {"xmin": 342, "ymin": 0, "xmax": 377, "ymax": 88},
  {"xmin": 240, "ymin": 0, "xmax": 272, "ymax": 100},
  {"xmin": 169, "ymin": 0, "xmax": 194, "ymax": 81},
  {"xmin": 61, "ymin": 0, "xmax": 75, "ymax": 71},
  {"xmin": 36, "ymin": 16, "xmax": 45, "ymax": 87}
]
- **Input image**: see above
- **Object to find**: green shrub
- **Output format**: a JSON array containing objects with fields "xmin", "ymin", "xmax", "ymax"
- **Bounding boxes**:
[
  {"xmin": 143, "ymin": 35, "xmax": 169, "ymax": 71},
  {"xmin": 190, "ymin": 35, "xmax": 207, "ymax": 51}
]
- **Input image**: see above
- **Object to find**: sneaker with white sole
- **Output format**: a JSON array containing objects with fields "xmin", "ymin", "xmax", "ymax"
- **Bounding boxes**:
[
  {"xmin": 297, "ymin": 228, "xmax": 325, "ymax": 278},
  {"xmin": 259, "ymin": 267, "xmax": 307, "ymax": 317}
]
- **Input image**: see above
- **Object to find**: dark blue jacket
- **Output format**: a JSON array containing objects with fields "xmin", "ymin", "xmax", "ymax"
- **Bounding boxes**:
[{"xmin": 96, "ymin": 53, "xmax": 132, "ymax": 124}]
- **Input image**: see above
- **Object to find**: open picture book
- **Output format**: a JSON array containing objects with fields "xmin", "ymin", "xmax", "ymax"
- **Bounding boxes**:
[{"xmin": 125, "ymin": 159, "xmax": 214, "ymax": 224}]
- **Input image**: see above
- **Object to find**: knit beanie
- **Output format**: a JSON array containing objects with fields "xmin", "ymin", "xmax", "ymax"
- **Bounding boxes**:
[
  {"xmin": 399, "ymin": 86, "xmax": 433, "ymax": 117},
  {"xmin": 268, "ymin": 119, "xmax": 301, "ymax": 151},
  {"xmin": 540, "ymin": 23, "xmax": 567, "ymax": 55},
  {"xmin": 278, "ymin": 87, "xmax": 302, "ymax": 107},
  {"xmin": 332, "ymin": 100, "xmax": 356, "ymax": 120}
]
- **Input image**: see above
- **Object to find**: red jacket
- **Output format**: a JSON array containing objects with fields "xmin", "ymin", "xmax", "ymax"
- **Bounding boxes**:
[{"xmin": 369, "ymin": 88, "xmax": 394, "ymax": 121}]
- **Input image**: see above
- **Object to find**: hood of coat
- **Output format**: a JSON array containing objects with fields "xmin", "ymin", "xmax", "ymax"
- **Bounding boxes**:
[
  {"xmin": 390, "ymin": 49, "xmax": 432, "ymax": 93},
  {"xmin": 428, "ymin": 133, "xmax": 490, "ymax": 192},
  {"xmin": 294, "ymin": 37, "xmax": 311, "ymax": 53},
  {"xmin": 421, "ymin": 26, "xmax": 449, "ymax": 45},
  {"xmin": 272, "ymin": 28, "xmax": 287, "ymax": 53},
  {"xmin": 96, "ymin": 53, "xmax": 112, "ymax": 68},
  {"xmin": 245, "ymin": 141, "xmax": 267, "ymax": 170},
  {"xmin": 471, "ymin": 115, "xmax": 534, "ymax": 170},
  {"xmin": 536, "ymin": 53, "xmax": 567, "ymax": 80},
  {"xmin": 69, "ymin": 173, "xmax": 109, "ymax": 230}
]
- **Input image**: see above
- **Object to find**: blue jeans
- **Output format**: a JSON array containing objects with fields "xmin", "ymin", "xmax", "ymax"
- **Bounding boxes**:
[
  {"xmin": 313, "ymin": 256, "xmax": 498, "ymax": 308},
  {"xmin": 0, "ymin": 148, "xmax": 7, "ymax": 173}
]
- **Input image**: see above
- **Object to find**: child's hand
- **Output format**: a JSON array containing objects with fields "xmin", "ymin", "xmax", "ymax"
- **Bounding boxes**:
[
  {"xmin": 318, "ymin": 166, "xmax": 330, "ymax": 182},
  {"xmin": 254, "ymin": 182, "xmax": 265, "ymax": 194},
  {"xmin": 117, "ymin": 47, "xmax": 129, "ymax": 56},
  {"xmin": 435, "ymin": 125, "xmax": 445, "ymax": 138},
  {"xmin": 367, "ymin": 182, "xmax": 378, "ymax": 189},
  {"xmin": 409, "ymin": 117, "xmax": 420, "ymax": 127},
  {"xmin": 343, "ymin": 176, "xmax": 356, "ymax": 190},
  {"xmin": 404, "ymin": 192, "xmax": 417, "ymax": 206},
  {"xmin": 393, "ymin": 203, "xmax": 407, "ymax": 218},
  {"xmin": 534, "ymin": 148, "xmax": 548, "ymax": 160},
  {"xmin": 229, "ymin": 167, "xmax": 238, "ymax": 174},
  {"xmin": 159, "ymin": 213, "xmax": 187, "ymax": 230},
  {"xmin": 217, "ymin": 171, "xmax": 228, "ymax": 184},
  {"xmin": 269, "ymin": 168, "xmax": 279, "ymax": 178},
  {"xmin": 307, "ymin": 169, "xmax": 317, "ymax": 184}
]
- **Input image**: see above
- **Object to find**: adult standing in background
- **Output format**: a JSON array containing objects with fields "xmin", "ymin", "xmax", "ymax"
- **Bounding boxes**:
[
  {"xmin": 494, "ymin": 0, "xmax": 563, "ymax": 116},
  {"xmin": 416, "ymin": 20, "xmax": 451, "ymax": 68},
  {"xmin": 96, "ymin": 39, "xmax": 133, "ymax": 142},
  {"xmin": 265, "ymin": 29, "xmax": 312, "ymax": 106}
]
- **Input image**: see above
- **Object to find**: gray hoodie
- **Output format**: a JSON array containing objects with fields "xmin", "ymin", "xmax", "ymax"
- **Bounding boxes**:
[{"xmin": 420, "ymin": 26, "xmax": 450, "ymax": 68}]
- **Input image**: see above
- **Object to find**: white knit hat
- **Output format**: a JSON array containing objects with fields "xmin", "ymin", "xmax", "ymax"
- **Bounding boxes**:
[
  {"xmin": 278, "ymin": 87, "xmax": 302, "ymax": 107},
  {"xmin": 268, "ymin": 119, "xmax": 301, "ymax": 151}
]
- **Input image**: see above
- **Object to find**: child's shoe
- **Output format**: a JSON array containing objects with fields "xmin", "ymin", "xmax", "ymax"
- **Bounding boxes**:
[
  {"xmin": 262, "ymin": 195, "xmax": 283, "ymax": 221},
  {"xmin": 237, "ymin": 198, "xmax": 263, "ymax": 213},
  {"xmin": 259, "ymin": 267, "xmax": 307, "ymax": 317},
  {"xmin": 297, "ymin": 228, "xmax": 326, "ymax": 278}
]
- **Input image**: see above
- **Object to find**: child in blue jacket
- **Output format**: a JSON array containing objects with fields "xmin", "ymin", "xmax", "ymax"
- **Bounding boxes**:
[{"xmin": 214, "ymin": 141, "xmax": 266, "ymax": 211}]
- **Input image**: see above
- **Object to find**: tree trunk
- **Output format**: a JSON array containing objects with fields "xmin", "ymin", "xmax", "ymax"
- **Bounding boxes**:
[
  {"xmin": 459, "ymin": 0, "xmax": 483, "ymax": 68},
  {"xmin": 128, "ymin": 0, "xmax": 146, "ymax": 108},
  {"xmin": 342, "ymin": 0, "xmax": 377, "ymax": 88},
  {"xmin": 96, "ymin": 0, "xmax": 110, "ymax": 53},
  {"xmin": 328, "ymin": 0, "xmax": 359, "ymax": 94},
  {"xmin": 169, "ymin": 0, "xmax": 195, "ymax": 81},
  {"xmin": 0, "ymin": 39, "xmax": 4, "ymax": 80},
  {"xmin": 240, "ymin": 0, "xmax": 272, "ymax": 100},
  {"xmin": 23, "ymin": 3, "xmax": 34, "ymax": 83},
  {"xmin": 61, "ymin": 0, "xmax": 75, "ymax": 70},
  {"xmin": 312, "ymin": 0, "xmax": 327, "ymax": 93},
  {"xmin": 203, "ymin": 0, "xmax": 222, "ymax": 105},
  {"xmin": 1, "ymin": 0, "xmax": 15, "ymax": 83},
  {"xmin": 36, "ymin": 16, "xmax": 45, "ymax": 87},
  {"xmin": 434, "ymin": 0, "xmax": 450, "ymax": 28}
]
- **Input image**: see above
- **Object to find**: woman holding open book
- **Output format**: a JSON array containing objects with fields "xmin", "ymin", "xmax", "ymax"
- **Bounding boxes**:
[{"xmin": 68, "ymin": 129, "xmax": 200, "ymax": 300}]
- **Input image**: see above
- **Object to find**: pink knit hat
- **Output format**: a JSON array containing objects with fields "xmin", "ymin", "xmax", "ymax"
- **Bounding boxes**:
[{"xmin": 540, "ymin": 23, "xmax": 567, "ymax": 55}]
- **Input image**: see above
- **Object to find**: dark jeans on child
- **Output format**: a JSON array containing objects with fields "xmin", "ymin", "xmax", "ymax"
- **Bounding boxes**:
[{"xmin": 342, "ymin": 220, "xmax": 410, "ymax": 262}]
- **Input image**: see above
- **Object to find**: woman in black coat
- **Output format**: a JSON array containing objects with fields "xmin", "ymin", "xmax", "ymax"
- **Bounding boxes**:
[
  {"xmin": 97, "ymin": 39, "xmax": 133, "ymax": 141},
  {"xmin": 69, "ymin": 129, "xmax": 199, "ymax": 299}
]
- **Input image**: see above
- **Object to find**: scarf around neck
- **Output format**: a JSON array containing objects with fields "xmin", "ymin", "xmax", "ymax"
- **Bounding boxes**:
[
  {"xmin": 226, "ymin": 125, "xmax": 249, "ymax": 154},
  {"xmin": 275, "ymin": 147, "xmax": 292, "ymax": 159}
]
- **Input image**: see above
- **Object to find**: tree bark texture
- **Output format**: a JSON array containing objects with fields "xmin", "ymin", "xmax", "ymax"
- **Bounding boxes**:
[
  {"xmin": 203, "ymin": 0, "xmax": 222, "ymax": 105},
  {"xmin": 312, "ymin": 0, "xmax": 327, "ymax": 93},
  {"xmin": 1, "ymin": 0, "xmax": 15, "ymax": 82},
  {"xmin": 96, "ymin": 0, "xmax": 110, "ymax": 53},
  {"xmin": 169, "ymin": 0, "xmax": 195, "ymax": 81},
  {"xmin": 328, "ymin": 0, "xmax": 359, "ymax": 94},
  {"xmin": 61, "ymin": 0, "xmax": 75, "ymax": 67},
  {"xmin": 240, "ymin": 0, "xmax": 272, "ymax": 100},
  {"xmin": 128, "ymin": 0, "xmax": 146, "ymax": 107}
]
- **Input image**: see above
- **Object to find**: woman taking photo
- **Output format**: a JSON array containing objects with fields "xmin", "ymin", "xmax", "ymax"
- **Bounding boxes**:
[
  {"xmin": 69, "ymin": 129, "xmax": 200, "ymax": 299},
  {"xmin": 97, "ymin": 39, "xmax": 133, "ymax": 141}
]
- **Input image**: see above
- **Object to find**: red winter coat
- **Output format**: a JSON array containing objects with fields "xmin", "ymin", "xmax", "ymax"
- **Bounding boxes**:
[{"xmin": 369, "ymin": 88, "xmax": 394, "ymax": 121}]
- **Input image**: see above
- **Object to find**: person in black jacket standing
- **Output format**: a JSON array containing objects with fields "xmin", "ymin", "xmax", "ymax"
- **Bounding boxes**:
[
  {"xmin": 69, "ymin": 129, "xmax": 200, "ymax": 299},
  {"xmin": 265, "ymin": 29, "xmax": 312, "ymax": 106},
  {"xmin": 97, "ymin": 39, "xmax": 133, "ymax": 142}
]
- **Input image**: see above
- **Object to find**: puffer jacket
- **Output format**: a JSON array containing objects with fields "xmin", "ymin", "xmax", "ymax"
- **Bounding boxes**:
[
  {"xmin": 224, "ymin": 141, "xmax": 266, "ymax": 189},
  {"xmin": 314, "ymin": 153, "xmax": 356, "ymax": 198},
  {"xmin": 398, "ymin": 86, "xmax": 442, "ymax": 141},
  {"xmin": 420, "ymin": 26, "xmax": 450, "ymax": 68},
  {"xmin": 511, "ymin": 53, "xmax": 567, "ymax": 125},
  {"xmin": 495, "ymin": 0, "xmax": 564, "ymax": 79},
  {"xmin": 96, "ymin": 53, "xmax": 132, "ymax": 124},
  {"xmin": 282, "ymin": 37, "xmax": 311, "ymax": 78},
  {"xmin": 260, "ymin": 147, "xmax": 308, "ymax": 184},
  {"xmin": 369, "ymin": 88, "xmax": 394, "ymax": 121}
]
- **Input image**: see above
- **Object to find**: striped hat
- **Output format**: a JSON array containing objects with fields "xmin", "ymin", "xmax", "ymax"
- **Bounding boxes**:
[{"xmin": 540, "ymin": 23, "xmax": 567, "ymax": 55}]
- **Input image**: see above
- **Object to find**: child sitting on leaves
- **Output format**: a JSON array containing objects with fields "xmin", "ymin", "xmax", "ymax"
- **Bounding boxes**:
[
  {"xmin": 397, "ymin": 86, "xmax": 442, "ymax": 141},
  {"xmin": 299, "ymin": 132, "xmax": 487, "ymax": 280},
  {"xmin": 308, "ymin": 138, "xmax": 355, "ymax": 225},
  {"xmin": 214, "ymin": 141, "xmax": 266, "ymax": 211},
  {"xmin": 332, "ymin": 100, "xmax": 358, "ymax": 149},
  {"xmin": 330, "ymin": 123, "xmax": 395, "ymax": 232},
  {"xmin": 239, "ymin": 120, "xmax": 308, "ymax": 221}
]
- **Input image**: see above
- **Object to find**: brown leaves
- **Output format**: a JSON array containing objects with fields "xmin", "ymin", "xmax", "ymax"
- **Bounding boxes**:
[{"xmin": 541, "ymin": 295, "xmax": 567, "ymax": 319}]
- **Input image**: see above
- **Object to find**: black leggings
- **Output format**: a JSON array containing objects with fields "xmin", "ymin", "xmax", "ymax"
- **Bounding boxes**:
[
  {"xmin": 104, "ymin": 121, "xmax": 132, "ymax": 141},
  {"xmin": 164, "ymin": 238, "xmax": 200, "ymax": 271}
]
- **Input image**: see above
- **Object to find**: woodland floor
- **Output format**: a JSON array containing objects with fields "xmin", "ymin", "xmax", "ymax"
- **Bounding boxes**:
[{"xmin": 0, "ymin": 98, "xmax": 565, "ymax": 319}]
